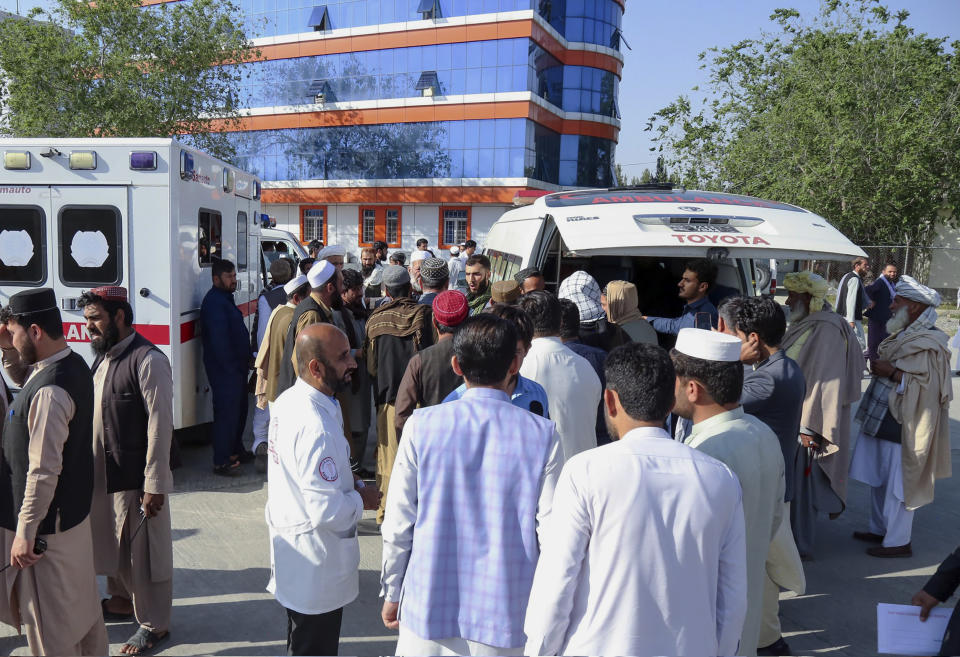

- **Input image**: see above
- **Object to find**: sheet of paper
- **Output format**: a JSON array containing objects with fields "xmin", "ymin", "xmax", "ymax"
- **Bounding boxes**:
[{"xmin": 877, "ymin": 602, "xmax": 951, "ymax": 655}]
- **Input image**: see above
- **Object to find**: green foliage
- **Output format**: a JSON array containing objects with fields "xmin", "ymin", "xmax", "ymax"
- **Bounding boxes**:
[
  {"xmin": 0, "ymin": 0, "xmax": 259, "ymax": 161},
  {"xmin": 647, "ymin": 0, "xmax": 960, "ymax": 246}
]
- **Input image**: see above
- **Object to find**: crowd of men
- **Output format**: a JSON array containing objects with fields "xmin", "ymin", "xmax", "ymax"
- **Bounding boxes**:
[{"xmin": 0, "ymin": 249, "xmax": 956, "ymax": 656}]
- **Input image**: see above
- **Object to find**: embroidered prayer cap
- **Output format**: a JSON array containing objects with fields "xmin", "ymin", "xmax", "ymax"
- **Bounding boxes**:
[
  {"xmin": 894, "ymin": 275, "xmax": 942, "ymax": 307},
  {"xmin": 432, "ymin": 290, "xmax": 469, "ymax": 328},
  {"xmin": 319, "ymin": 244, "xmax": 346, "ymax": 259},
  {"xmin": 90, "ymin": 286, "xmax": 128, "ymax": 301},
  {"xmin": 558, "ymin": 270, "xmax": 605, "ymax": 322},
  {"xmin": 491, "ymin": 279, "xmax": 521, "ymax": 304},
  {"xmin": 674, "ymin": 327, "xmax": 741, "ymax": 362},
  {"xmin": 307, "ymin": 259, "xmax": 336, "ymax": 288},
  {"xmin": 7, "ymin": 288, "xmax": 58, "ymax": 315},
  {"xmin": 782, "ymin": 271, "xmax": 829, "ymax": 305},
  {"xmin": 283, "ymin": 275, "xmax": 308, "ymax": 295},
  {"xmin": 449, "ymin": 246, "xmax": 460, "ymax": 256},
  {"xmin": 420, "ymin": 258, "xmax": 449, "ymax": 285},
  {"xmin": 410, "ymin": 249, "xmax": 430, "ymax": 263},
  {"xmin": 382, "ymin": 265, "xmax": 410, "ymax": 287}
]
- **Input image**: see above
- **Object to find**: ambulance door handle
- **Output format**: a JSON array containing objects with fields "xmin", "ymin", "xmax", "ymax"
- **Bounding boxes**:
[{"xmin": 61, "ymin": 298, "xmax": 80, "ymax": 311}]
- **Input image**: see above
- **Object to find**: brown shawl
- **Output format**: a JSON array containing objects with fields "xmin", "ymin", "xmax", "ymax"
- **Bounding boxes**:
[
  {"xmin": 881, "ymin": 328, "xmax": 953, "ymax": 509},
  {"xmin": 782, "ymin": 310, "xmax": 864, "ymax": 503},
  {"xmin": 365, "ymin": 297, "xmax": 432, "ymax": 343}
]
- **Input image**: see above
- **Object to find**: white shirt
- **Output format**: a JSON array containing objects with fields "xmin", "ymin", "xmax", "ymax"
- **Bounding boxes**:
[
  {"xmin": 685, "ymin": 407, "xmax": 785, "ymax": 656},
  {"xmin": 520, "ymin": 337, "xmax": 601, "ymax": 459},
  {"xmin": 524, "ymin": 427, "xmax": 747, "ymax": 656},
  {"xmin": 265, "ymin": 378, "xmax": 363, "ymax": 615}
]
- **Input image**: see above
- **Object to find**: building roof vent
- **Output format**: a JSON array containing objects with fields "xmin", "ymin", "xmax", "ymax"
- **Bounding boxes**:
[
  {"xmin": 308, "ymin": 5, "xmax": 331, "ymax": 31},
  {"xmin": 415, "ymin": 71, "xmax": 440, "ymax": 97},
  {"xmin": 417, "ymin": 0, "xmax": 441, "ymax": 20}
]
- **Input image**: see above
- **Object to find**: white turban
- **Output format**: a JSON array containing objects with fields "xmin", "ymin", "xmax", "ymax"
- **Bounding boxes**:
[
  {"xmin": 319, "ymin": 244, "xmax": 346, "ymax": 259},
  {"xmin": 782, "ymin": 271, "xmax": 829, "ymax": 307},
  {"xmin": 410, "ymin": 249, "xmax": 429, "ymax": 263},
  {"xmin": 895, "ymin": 275, "xmax": 941, "ymax": 307},
  {"xmin": 283, "ymin": 274, "xmax": 308, "ymax": 296}
]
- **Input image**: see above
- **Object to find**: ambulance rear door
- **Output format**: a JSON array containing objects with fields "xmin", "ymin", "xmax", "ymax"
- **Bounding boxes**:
[{"xmin": 49, "ymin": 185, "xmax": 129, "ymax": 360}]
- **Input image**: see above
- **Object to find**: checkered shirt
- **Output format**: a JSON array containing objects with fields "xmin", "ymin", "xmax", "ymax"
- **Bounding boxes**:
[{"xmin": 381, "ymin": 387, "xmax": 558, "ymax": 647}]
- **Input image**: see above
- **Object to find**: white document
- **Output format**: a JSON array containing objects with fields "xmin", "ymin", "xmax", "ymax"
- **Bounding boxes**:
[{"xmin": 877, "ymin": 602, "xmax": 951, "ymax": 655}]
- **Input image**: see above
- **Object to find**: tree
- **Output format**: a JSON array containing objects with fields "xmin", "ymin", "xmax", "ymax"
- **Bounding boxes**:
[
  {"xmin": 0, "ymin": 0, "xmax": 258, "ymax": 161},
  {"xmin": 647, "ymin": 0, "xmax": 960, "ymax": 246}
]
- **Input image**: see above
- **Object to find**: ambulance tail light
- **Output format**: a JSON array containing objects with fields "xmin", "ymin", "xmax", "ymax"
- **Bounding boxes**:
[
  {"xmin": 69, "ymin": 151, "xmax": 97, "ymax": 170},
  {"xmin": 260, "ymin": 213, "xmax": 271, "ymax": 228},
  {"xmin": 180, "ymin": 151, "xmax": 195, "ymax": 180},
  {"xmin": 222, "ymin": 168, "xmax": 235, "ymax": 193},
  {"xmin": 130, "ymin": 151, "xmax": 158, "ymax": 170},
  {"xmin": 3, "ymin": 151, "xmax": 31, "ymax": 170}
]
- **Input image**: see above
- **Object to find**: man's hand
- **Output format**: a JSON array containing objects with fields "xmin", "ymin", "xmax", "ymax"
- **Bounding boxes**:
[
  {"xmin": 141, "ymin": 493, "xmax": 165, "ymax": 519},
  {"xmin": 10, "ymin": 535, "xmax": 42, "ymax": 569},
  {"xmin": 911, "ymin": 590, "xmax": 939, "ymax": 621},
  {"xmin": 740, "ymin": 335, "xmax": 763, "ymax": 364},
  {"xmin": 849, "ymin": 321, "xmax": 856, "ymax": 328},
  {"xmin": 870, "ymin": 359, "xmax": 895, "ymax": 379},
  {"xmin": 358, "ymin": 484, "xmax": 381, "ymax": 511},
  {"xmin": 0, "ymin": 324, "xmax": 13, "ymax": 350},
  {"xmin": 381, "ymin": 601, "xmax": 400, "ymax": 630},
  {"xmin": 800, "ymin": 433, "xmax": 820, "ymax": 449}
]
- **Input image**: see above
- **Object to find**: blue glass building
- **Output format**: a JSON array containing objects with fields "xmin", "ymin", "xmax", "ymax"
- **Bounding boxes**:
[{"xmin": 165, "ymin": 0, "xmax": 625, "ymax": 250}]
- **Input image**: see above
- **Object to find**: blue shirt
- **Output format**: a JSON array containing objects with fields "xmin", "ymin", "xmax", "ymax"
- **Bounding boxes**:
[
  {"xmin": 648, "ymin": 296, "xmax": 718, "ymax": 335},
  {"xmin": 443, "ymin": 375, "xmax": 550, "ymax": 418}
]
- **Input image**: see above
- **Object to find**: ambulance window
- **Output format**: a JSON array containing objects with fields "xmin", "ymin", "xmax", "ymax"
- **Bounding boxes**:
[
  {"xmin": 58, "ymin": 206, "xmax": 122, "ymax": 287},
  {"xmin": 237, "ymin": 211, "xmax": 248, "ymax": 272},
  {"xmin": 0, "ymin": 206, "xmax": 46, "ymax": 285},
  {"xmin": 198, "ymin": 209, "xmax": 222, "ymax": 267}
]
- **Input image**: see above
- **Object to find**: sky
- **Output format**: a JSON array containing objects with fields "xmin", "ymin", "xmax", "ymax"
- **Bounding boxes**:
[{"xmin": 4, "ymin": 0, "xmax": 959, "ymax": 179}]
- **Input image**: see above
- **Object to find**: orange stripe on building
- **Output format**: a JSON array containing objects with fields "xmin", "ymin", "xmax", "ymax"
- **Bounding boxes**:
[
  {"xmin": 210, "ymin": 102, "xmax": 618, "ymax": 141},
  {"xmin": 262, "ymin": 186, "xmax": 531, "ymax": 205}
]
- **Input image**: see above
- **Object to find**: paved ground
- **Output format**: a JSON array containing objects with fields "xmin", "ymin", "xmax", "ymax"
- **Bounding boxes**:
[{"xmin": 3, "ymin": 363, "xmax": 960, "ymax": 656}]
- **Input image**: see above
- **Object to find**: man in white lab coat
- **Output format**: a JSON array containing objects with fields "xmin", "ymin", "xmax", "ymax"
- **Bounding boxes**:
[
  {"xmin": 265, "ymin": 323, "xmax": 380, "ymax": 656},
  {"xmin": 518, "ymin": 290, "xmax": 601, "ymax": 459},
  {"xmin": 672, "ymin": 328, "xmax": 786, "ymax": 657},
  {"xmin": 524, "ymin": 342, "xmax": 748, "ymax": 657}
]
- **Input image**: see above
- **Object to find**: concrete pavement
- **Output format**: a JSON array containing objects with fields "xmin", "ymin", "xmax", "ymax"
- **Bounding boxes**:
[{"xmin": 2, "ymin": 373, "xmax": 960, "ymax": 656}]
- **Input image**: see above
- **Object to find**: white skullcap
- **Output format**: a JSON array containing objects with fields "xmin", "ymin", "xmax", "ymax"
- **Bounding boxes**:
[
  {"xmin": 675, "ymin": 327, "xmax": 742, "ymax": 362},
  {"xmin": 307, "ymin": 260, "xmax": 335, "ymax": 288},
  {"xmin": 283, "ymin": 274, "xmax": 308, "ymax": 295},
  {"xmin": 318, "ymin": 244, "xmax": 346, "ymax": 259},
  {"xmin": 895, "ymin": 275, "xmax": 941, "ymax": 307},
  {"xmin": 449, "ymin": 246, "xmax": 460, "ymax": 256},
  {"xmin": 410, "ymin": 249, "xmax": 429, "ymax": 263}
]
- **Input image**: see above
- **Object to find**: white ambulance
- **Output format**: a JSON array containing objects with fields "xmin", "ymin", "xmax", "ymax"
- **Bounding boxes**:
[
  {"xmin": 483, "ymin": 185, "xmax": 865, "ymax": 318},
  {"xmin": 0, "ymin": 137, "xmax": 305, "ymax": 430}
]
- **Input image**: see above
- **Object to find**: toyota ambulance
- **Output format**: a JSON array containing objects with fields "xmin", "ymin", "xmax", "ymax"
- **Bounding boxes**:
[
  {"xmin": 0, "ymin": 137, "xmax": 304, "ymax": 430},
  {"xmin": 484, "ymin": 185, "xmax": 865, "ymax": 325}
]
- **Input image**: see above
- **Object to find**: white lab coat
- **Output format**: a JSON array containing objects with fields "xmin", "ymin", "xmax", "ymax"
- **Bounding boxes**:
[
  {"xmin": 520, "ymin": 337, "xmax": 601, "ymax": 459},
  {"xmin": 524, "ymin": 427, "xmax": 748, "ymax": 657},
  {"xmin": 686, "ymin": 408, "xmax": 785, "ymax": 657},
  {"xmin": 265, "ymin": 378, "xmax": 364, "ymax": 615}
]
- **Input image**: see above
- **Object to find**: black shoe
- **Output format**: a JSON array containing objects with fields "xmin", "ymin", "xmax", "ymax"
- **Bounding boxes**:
[
  {"xmin": 255, "ymin": 443, "xmax": 268, "ymax": 474},
  {"xmin": 234, "ymin": 449, "xmax": 256, "ymax": 464},
  {"xmin": 853, "ymin": 530, "xmax": 884, "ymax": 543},
  {"xmin": 757, "ymin": 636, "xmax": 792, "ymax": 656},
  {"xmin": 213, "ymin": 462, "xmax": 240, "ymax": 477}
]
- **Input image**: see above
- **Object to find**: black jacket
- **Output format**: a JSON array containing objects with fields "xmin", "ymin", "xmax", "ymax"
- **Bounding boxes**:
[{"xmin": 923, "ymin": 546, "xmax": 960, "ymax": 656}]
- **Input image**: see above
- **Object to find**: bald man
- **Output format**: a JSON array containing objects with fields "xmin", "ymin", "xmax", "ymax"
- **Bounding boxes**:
[{"xmin": 266, "ymin": 324, "xmax": 380, "ymax": 656}]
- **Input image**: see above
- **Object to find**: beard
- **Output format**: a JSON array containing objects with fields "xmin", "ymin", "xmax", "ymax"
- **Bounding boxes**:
[
  {"xmin": 90, "ymin": 321, "xmax": 120, "ymax": 356},
  {"xmin": 362, "ymin": 264, "xmax": 374, "ymax": 277},
  {"xmin": 18, "ymin": 339, "xmax": 39, "ymax": 366},
  {"xmin": 886, "ymin": 306, "xmax": 911, "ymax": 334},
  {"xmin": 788, "ymin": 303, "xmax": 809, "ymax": 323},
  {"xmin": 324, "ymin": 363, "xmax": 353, "ymax": 393},
  {"xmin": 603, "ymin": 408, "xmax": 620, "ymax": 441},
  {"xmin": 411, "ymin": 278, "xmax": 422, "ymax": 294},
  {"xmin": 330, "ymin": 293, "xmax": 343, "ymax": 310}
]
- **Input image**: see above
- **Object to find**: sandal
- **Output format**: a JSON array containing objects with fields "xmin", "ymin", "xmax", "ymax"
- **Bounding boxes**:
[
  {"xmin": 212, "ymin": 462, "xmax": 240, "ymax": 477},
  {"xmin": 232, "ymin": 450, "xmax": 256, "ymax": 464},
  {"xmin": 100, "ymin": 598, "xmax": 134, "ymax": 622},
  {"xmin": 120, "ymin": 627, "xmax": 170, "ymax": 656}
]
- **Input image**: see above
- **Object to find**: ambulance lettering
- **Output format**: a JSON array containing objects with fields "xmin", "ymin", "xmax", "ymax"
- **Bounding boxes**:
[
  {"xmin": 671, "ymin": 234, "xmax": 771, "ymax": 246},
  {"xmin": 63, "ymin": 322, "xmax": 92, "ymax": 342}
]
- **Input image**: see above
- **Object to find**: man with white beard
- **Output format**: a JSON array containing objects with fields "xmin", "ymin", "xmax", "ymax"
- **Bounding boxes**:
[
  {"xmin": 849, "ymin": 276, "xmax": 953, "ymax": 557},
  {"xmin": 781, "ymin": 272, "xmax": 864, "ymax": 558}
]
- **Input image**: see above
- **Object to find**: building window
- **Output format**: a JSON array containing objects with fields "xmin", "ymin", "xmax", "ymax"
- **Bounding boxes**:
[
  {"xmin": 438, "ymin": 207, "xmax": 470, "ymax": 249},
  {"xmin": 358, "ymin": 206, "xmax": 402, "ymax": 248},
  {"xmin": 300, "ymin": 206, "xmax": 328, "ymax": 245}
]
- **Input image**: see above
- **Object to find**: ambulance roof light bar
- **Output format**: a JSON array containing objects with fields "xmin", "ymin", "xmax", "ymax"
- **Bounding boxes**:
[
  {"xmin": 130, "ymin": 151, "xmax": 158, "ymax": 170},
  {"xmin": 3, "ymin": 151, "xmax": 31, "ymax": 170},
  {"xmin": 69, "ymin": 151, "xmax": 97, "ymax": 170}
]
